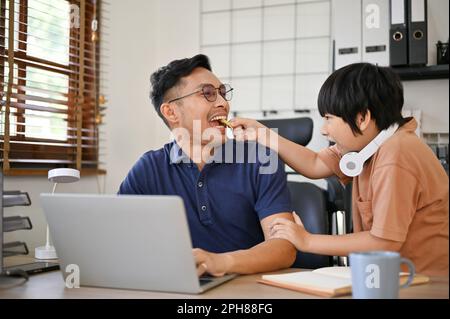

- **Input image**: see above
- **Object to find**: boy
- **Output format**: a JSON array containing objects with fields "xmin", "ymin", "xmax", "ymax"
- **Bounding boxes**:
[{"xmin": 231, "ymin": 63, "xmax": 449, "ymax": 276}]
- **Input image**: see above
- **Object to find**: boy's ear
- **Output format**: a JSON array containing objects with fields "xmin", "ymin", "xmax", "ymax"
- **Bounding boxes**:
[
  {"xmin": 160, "ymin": 103, "xmax": 179, "ymax": 127},
  {"xmin": 357, "ymin": 110, "xmax": 372, "ymax": 132}
]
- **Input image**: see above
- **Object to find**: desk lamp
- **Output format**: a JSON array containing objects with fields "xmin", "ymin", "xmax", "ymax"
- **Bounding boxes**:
[{"xmin": 35, "ymin": 168, "xmax": 80, "ymax": 260}]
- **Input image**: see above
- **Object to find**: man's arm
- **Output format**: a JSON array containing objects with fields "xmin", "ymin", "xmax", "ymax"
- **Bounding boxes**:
[{"xmin": 194, "ymin": 212, "xmax": 297, "ymax": 276}]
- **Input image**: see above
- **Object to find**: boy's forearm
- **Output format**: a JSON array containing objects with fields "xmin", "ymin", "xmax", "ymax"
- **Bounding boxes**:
[
  {"xmin": 269, "ymin": 133, "xmax": 332, "ymax": 179},
  {"xmin": 224, "ymin": 239, "xmax": 297, "ymax": 274},
  {"xmin": 305, "ymin": 231, "xmax": 403, "ymax": 256}
]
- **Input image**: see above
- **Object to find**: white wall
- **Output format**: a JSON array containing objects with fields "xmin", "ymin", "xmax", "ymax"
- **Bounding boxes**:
[
  {"xmin": 154, "ymin": 0, "xmax": 200, "ymax": 67},
  {"xmin": 102, "ymin": 0, "xmax": 160, "ymax": 194},
  {"xmin": 103, "ymin": 0, "xmax": 201, "ymax": 193},
  {"xmin": 403, "ymin": 79, "xmax": 449, "ymax": 133},
  {"xmin": 150, "ymin": 0, "xmax": 201, "ymax": 148},
  {"xmin": 3, "ymin": 0, "xmax": 448, "ymax": 252}
]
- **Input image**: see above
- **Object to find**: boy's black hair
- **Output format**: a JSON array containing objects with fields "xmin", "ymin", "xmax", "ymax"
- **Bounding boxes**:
[
  {"xmin": 150, "ymin": 54, "xmax": 212, "ymax": 125},
  {"xmin": 318, "ymin": 63, "xmax": 406, "ymax": 134}
]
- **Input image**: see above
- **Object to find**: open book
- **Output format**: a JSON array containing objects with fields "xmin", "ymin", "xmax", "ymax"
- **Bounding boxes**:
[{"xmin": 259, "ymin": 267, "xmax": 430, "ymax": 298}]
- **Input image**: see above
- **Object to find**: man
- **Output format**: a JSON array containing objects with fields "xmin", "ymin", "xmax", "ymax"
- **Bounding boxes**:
[{"xmin": 119, "ymin": 54, "xmax": 296, "ymax": 276}]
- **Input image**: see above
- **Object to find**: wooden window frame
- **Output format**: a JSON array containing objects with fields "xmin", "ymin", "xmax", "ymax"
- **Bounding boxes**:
[{"xmin": 0, "ymin": 0, "xmax": 105, "ymax": 176}]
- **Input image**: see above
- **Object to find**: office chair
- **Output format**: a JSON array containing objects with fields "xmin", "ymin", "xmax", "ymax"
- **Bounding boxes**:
[
  {"xmin": 344, "ymin": 181, "xmax": 353, "ymax": 233},
  {"xmin": 287, "ymin": 181, "xmax": 333, "ymax": 268},
  {"xmin": 259, "ymin": 117, "xmax": 333, "ymax": 268},
  {"xmin": 326, "ymin": 176, "xmax": 353, "ymax": 266},
  {"xmin": 327, "ymin": 176, "xmax": 354, "ymax": 234}
]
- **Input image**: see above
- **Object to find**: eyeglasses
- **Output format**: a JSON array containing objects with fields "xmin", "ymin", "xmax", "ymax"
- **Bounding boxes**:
[{"xmin": 168, "ymin": 83, "xmax": 233, "ymax": 103}]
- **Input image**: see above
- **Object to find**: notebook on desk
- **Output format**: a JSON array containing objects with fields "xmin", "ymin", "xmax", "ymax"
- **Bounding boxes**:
[
  {"xmin": 40, "ymin": 194, "xmax": 236, "ymax": 294},
  {"xmin": 259, "ymin": 267, "xmax": 430, "ymax": 297}
]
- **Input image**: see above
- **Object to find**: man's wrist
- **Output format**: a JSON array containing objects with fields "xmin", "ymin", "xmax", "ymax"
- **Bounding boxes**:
[{"xmin": 221, "ymin": 253, "xmax": 235, "ymax": 274}]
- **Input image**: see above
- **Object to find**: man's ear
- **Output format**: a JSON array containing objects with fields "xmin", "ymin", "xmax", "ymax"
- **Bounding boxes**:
[
  {"xmin": 357, "ymin": 109, "xmax": 372, "ymax": 132},
  {"xmin": 160, "ymin": 102, "xmax": 179, "ymax": 126}
]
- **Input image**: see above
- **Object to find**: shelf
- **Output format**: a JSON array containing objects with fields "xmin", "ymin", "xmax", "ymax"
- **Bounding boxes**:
[
  {"xmin": 2, "ymin": 191, "xmax": 31, "ymax": 207},
  {"xmin": 3, "ymin": 216, "xmax": 33, "ymax": 232},
  {"xmin": 2, "ymin": 241, "xmax": 29, "ymax": 257},
  {"xmin": 392, "ymin": 64, "xmax": 449, "ymax": 81}
]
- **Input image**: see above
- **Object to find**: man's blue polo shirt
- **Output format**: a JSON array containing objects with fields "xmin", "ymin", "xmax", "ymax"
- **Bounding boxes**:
[{"xmin": 118, "ymin": 140, "xmax": 292, "ymax": 253}]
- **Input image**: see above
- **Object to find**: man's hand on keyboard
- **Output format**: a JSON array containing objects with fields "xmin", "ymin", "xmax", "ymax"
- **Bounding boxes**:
[{"xmin": 193, "ymin": 248, "xmax": 233, "ymax": 277}]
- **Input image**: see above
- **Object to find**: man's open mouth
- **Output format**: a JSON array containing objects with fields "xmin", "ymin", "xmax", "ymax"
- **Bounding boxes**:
[{"xmin": 208, "ymin": 115, "xmax": 228, "ymax": 128}]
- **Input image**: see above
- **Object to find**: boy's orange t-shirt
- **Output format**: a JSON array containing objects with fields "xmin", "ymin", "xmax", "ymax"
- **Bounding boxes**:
[{"xmin": 318, "ymin": 118, "xmax": 449, "ymax": 276}]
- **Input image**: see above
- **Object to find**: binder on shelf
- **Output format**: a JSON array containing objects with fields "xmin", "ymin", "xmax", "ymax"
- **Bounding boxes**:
[
  {"xmin": 362, "ymin": 0, "xmax": 390, "ymax": 66},
  {"xmin": 408, "ymin": 0, "xmax": 427, "ymax": 65},
  {"xmin": 389, "ymin": 0, "xmax": 409, "ymax": 66},
  {"xmin": 3, "ymin": 216, "xmax": 33, "ymax": 232},
  {"xmin": 2, "ymin": 191, "xmax": 31, "ymax": 207},
  {"xmin": 333, "ymin": 0, "xmax": 362, "ymax": 70}
]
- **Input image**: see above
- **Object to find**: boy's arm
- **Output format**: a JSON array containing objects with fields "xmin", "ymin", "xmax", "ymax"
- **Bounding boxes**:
[
  {"xmin": 230, "ymin": 117, "xmax": 334, "ymax": 179},
  {"xmin": 194, "ymin": 212, "xmax": 297, "ymax": 276},
  {"xmin": 305, "ymin": 231, "xmax": 403, "ymax": 256},
  {"xmin": 277, "ymin": 134, "xmax": 334, "ymax": 179},
  {"xmin": 270, "ymin": 214, "xmax": 403, "ymax": 257}
]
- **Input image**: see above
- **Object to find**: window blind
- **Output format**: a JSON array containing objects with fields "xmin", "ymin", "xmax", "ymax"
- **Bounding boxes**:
[{"xmin": 0, "ymin": 0, "xmax": 106, "ymax": 176}]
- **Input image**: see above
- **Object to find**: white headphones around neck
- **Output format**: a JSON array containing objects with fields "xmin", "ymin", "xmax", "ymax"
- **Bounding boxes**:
[{"xmin": 339, "ymin": 123, "xmax": 400, "ymax": 177}]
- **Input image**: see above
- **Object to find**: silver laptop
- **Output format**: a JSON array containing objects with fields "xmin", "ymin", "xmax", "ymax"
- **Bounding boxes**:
[{"xmin": 40, "ymin": 193, "xmax": 236, "ymax": 294}]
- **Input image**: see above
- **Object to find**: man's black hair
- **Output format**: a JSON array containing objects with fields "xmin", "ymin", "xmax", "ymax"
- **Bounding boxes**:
[
  {"xmin": 150, "ymin": 54, "xmax": 212, "ymax": 126},
  {"xmin": 318, "ymin": 63, "xmax": 406, "ymax": 134}
]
